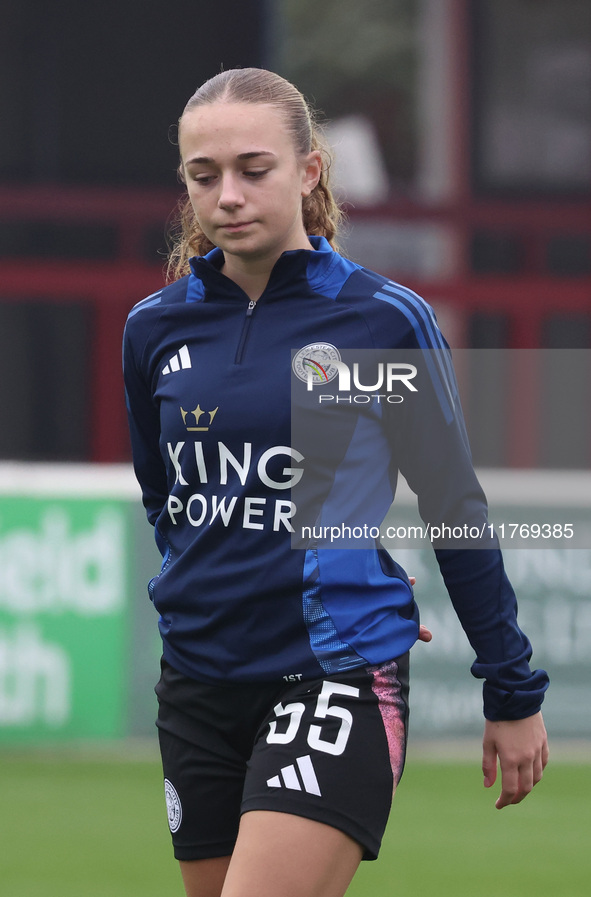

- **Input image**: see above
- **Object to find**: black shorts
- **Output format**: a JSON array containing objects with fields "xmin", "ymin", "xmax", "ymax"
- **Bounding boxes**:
[{"xmin": 155, "ymin": 656, "xmax": 409, "ymax": 862}]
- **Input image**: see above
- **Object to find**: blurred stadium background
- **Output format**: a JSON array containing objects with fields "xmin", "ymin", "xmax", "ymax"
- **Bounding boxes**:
[{"xmin": 1, "ymin": 1, "xmax": 590, "ymax": 894}]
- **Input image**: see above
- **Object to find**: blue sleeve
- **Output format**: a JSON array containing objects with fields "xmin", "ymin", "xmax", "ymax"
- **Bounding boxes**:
[
  {"xmin": 377, "ymin": 296, "xmax": 549, "ymax": 720},
  {"xmin": 434, "ymin": 547, "xmax": 549, "ymax": 720},
  {"xmin": 122, "ymin": 317, "xmax": 168, "ymax": 527}
]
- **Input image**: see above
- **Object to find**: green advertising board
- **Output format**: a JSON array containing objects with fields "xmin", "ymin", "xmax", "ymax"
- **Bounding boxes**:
[{"xmin": 0, "ymin": 487, "xmax": 131, "ymax": 743}]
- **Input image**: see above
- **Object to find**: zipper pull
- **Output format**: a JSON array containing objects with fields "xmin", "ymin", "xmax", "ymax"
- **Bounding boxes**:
[{"xmin": 246, "ymin": 299, "xmax": 256, "ymax": 316}]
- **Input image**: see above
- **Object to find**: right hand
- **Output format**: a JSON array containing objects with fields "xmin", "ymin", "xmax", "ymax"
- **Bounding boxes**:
[{"xmin": 409, "ymin": 576, "xmax": 432, "ymax": 643}]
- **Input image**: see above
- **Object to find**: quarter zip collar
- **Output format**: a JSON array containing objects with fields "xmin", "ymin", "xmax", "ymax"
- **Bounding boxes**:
[{"xmin": 188, "ymin": 236, "xmax": 339, "ymax": 304}]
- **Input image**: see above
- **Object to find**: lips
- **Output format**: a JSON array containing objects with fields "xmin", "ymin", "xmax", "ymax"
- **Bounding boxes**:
[{"xmin": 220, "ymin": 221, "xmax": 254, "ymax": 232}]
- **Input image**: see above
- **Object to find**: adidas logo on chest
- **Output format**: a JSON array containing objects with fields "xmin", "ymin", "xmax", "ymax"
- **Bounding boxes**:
[{"xmin": 163, "ymin": 345, "xmax": 192, "ymax": 375}]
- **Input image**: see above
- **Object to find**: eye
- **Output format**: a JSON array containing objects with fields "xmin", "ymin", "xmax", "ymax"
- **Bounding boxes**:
[
  {"xmin": 243, "ymin": 169, "xmax": 269, "ymax": 179},
  {"xmin": 192, "ymin": 174, "xmax": 216, "ymax": 185}
]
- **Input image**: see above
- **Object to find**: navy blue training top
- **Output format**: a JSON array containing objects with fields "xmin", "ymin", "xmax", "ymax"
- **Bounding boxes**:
[{"xmin": 122, "ymin": 236, "xmax": 548, "ymax": 720}]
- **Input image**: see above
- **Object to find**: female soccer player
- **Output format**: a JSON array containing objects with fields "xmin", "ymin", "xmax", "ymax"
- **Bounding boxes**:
[{"xmin": 123, "ymin": 68, "xmax": 549, "ymax": 897}]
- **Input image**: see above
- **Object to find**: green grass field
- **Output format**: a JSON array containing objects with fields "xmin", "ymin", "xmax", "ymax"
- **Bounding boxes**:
[{"xmin": 0, "ymin": 743, "xmax": 589, "ymax": 897}]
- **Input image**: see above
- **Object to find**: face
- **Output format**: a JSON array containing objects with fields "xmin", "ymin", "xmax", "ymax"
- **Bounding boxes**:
[{"xmin": 179, "ymin": 102, "xmax": 321, "ymax": 268}]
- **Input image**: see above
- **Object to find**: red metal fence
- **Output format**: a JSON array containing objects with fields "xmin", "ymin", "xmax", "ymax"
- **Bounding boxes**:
[{"xmin": 1, "ymin": 185, "xmax": 589, "ymax": 463}]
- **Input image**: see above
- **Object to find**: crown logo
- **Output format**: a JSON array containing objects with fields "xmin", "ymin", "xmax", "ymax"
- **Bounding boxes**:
[{"xmin": 180, "ymin": 405, "xmax": 219, "ymax": 431}]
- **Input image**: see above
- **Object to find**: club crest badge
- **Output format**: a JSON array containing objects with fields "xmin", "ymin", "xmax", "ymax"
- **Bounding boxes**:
[
  {"xmin": 164, "ymin": 778, "xmax": 182, "ymax": 833},
  {"xmin": 292, "ymin": 343, "xmax": 341, "ymax": 386}
]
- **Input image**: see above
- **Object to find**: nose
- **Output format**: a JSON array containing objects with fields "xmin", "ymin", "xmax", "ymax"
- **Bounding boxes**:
[{"xmin": 218, "ymin": 173, "xmax": 244, "ymax": 210}]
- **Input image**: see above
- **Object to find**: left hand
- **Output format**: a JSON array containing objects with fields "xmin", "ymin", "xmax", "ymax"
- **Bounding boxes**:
[{"xmin": 482, "ymin": 711, "xmax": 549, "ymax": 809}]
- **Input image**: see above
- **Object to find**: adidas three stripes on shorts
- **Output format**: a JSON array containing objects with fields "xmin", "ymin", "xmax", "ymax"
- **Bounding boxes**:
[{"xmin": 155, "ymin": 655, "xmax": 410, "ymax": 861}]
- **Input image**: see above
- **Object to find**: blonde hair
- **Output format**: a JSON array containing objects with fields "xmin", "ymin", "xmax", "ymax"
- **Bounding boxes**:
[{"xmin": 166, "ymin": 68, "xmax": 343, "ymax": 281}]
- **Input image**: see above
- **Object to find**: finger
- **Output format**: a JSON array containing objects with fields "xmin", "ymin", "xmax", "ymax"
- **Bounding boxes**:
[
  {"xmin": 497, "ymin": 755, "xmax": 536, "ymax": 808},
  {"xmin": 495, "ymin": 766, "xmax": 520, "ymax": 809},
  {"xmin": 532, "ymin": 734, "xmax": 549, "ymax": 786},
  {"xmin": 418, "ymin": 625, "xmax": 432, "ymax": 643},
  {"xmin": 409, "ymin": 576, "xmax": 416, "ymax": 586},
  {"xmin": 481, "ymin": 742, "xmax": 498, "ymax": 789},
  {"xmin": 508, "ymin": 743, "xmax": 548, "ymax": 803},
  {"xmin": 514, "ymin": 762, "xmax": 534, "ymax": 804},
  {"xmin": 533, "ymin": 751, "xmax": 545, "ymax": 786}
]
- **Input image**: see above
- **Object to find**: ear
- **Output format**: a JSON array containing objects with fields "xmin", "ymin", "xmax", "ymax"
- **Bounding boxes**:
[{"xmin": 301, "ymin": 150, "xmax": 323, "ymax": 197}]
